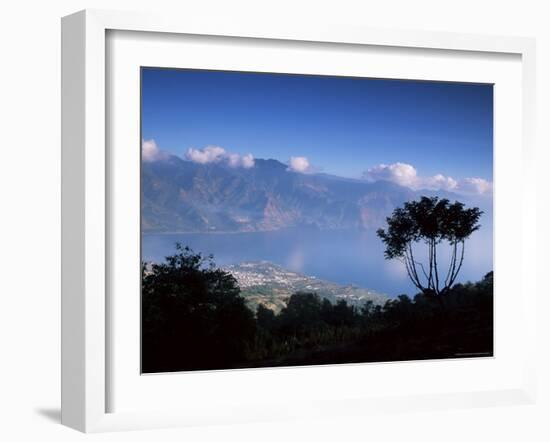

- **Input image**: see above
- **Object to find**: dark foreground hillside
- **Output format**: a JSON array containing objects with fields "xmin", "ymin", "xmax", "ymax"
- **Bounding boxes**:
[
  {"xmin": 240, "ymin": 294, "xmax": 493, "ymax": 369},
  {"xmin": 141, "ymin": 245, "xmax": 493, "ymax": 373}
]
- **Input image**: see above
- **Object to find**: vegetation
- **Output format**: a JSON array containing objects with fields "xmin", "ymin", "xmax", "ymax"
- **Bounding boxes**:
[
  {"xmin": 142, "ymin": 244, "xmax": 256, "ymax": 373},
  {"xmin": 377, "ymin": 196, "xmax": 483, "ymax": 295},
  {"xmin": 142, "ymin": 241, "xmax": 493, "ymax": 373}
]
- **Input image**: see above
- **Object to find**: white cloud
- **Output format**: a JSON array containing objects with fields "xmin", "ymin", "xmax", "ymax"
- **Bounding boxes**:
[
  {"xmin": 142, "ymin": 139, "xmax": 169, "ymax": 162},
  {"xmin": 142, "ymin": 140, "xmax": 255, "ymax": 169},
  {"xmin": 226, "ymin": 152, "xmax": 242, "ymax": 167},
  {"xmin": 458, "ymin": 177, "xmax": 493, "ymax": 195},
  {"xmin": 423, "ymin": 174, "xmax": 458, "ymax": 192},
  {"xmin": 364, "ymin": 162, "xmax": 419, "ymax": 188},
  {"xmin": 363, "ymin": 162, "xmax": 491, "ymax": 195},
  {"xmin": 185, "ymin": 145, "xmax": 255, "ymax": 168},
  {"xmin": 288, "ymin": 156, "xmax": 311, "ymax": 173},
  {"xmin": 241, "ymin": 154, "xmax": 255, "ymax": 169},
  {"xmin": 185, "ymin": 145, "xmax": 226, "ymax": 164}
]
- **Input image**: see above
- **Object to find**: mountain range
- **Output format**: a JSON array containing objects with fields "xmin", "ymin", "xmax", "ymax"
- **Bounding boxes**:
[{"xmin": 142, "ymin": 155, "xmax": 486, "ymax": 233}]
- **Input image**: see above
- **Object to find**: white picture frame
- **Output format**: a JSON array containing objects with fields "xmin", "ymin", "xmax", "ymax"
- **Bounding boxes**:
[{"xmin": 61, "ymin": 9, "xmax": 537, "ymax": 433}]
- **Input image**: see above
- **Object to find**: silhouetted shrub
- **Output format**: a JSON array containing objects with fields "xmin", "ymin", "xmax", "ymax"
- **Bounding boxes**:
[{"xmin": 142, "ymin": 244, "xmax": 256, "ymax": 372}]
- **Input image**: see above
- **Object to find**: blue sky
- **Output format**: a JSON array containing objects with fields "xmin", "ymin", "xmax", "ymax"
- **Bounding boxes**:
[{"xmin": 141, "ymin": 67, "xmax": 493, "ymax": 185}]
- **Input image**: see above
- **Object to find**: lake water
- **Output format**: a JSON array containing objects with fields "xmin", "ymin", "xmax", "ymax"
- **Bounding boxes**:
[{"xmin": 142, "ymin": 227, "xmax": 493, "ymax": 297}]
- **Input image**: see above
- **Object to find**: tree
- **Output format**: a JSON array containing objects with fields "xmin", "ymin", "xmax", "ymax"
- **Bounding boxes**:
[
  {"xmin": 256, "ymin": 304, "xmax": 276, "ymax": 330},
  {"xmin": 277, "ymin": 292, "xmax": 325, "ymax": 338},
  {"xmin": 377, "ymin": 196, "xmax": 482, "ymax": 295},
  {"xmin": 142, "ymin": 243, "xmax": 256, "ymax": 372}
]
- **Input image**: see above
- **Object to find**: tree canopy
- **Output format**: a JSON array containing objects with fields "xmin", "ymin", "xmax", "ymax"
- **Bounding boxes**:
[
  {"xmin": 141, "ymin": 243, "xmax": 256, "ymax": 372},
  {"xmin": 377, "ymin": 196, "xmax": 482, "ymax": 295}
]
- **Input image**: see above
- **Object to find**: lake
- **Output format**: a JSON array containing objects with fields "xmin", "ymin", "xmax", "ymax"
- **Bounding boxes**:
[{"xmin": 142, "ymin": 227, "xmax": 493, "ymax": 297}]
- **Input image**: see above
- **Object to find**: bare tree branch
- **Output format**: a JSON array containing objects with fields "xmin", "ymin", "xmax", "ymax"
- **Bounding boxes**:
[
  {"xmin": 401, "ymin": 254, "xmax": 423, "ymax": 291},
  {"xmin": 408, "ymin": 243, "xmax": 429, "ymax": 282},
  {"xmin": 448, "ymin": 241, "xmax": 465, "ymax": 288},
  {"xmin": 433, "ymin": 240, "xmax": 440, "ymax": 294},
  {"xmin": 444, "ymin": 241, "xmax": 457, "ymax": 287},
  {"xmin": 406, "ymin": 245, "xmax": 424, "ymax": 290}
]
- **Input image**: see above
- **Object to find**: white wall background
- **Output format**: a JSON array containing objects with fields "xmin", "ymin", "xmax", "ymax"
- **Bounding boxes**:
[{"xmin": 0, "ymin": 1, "xmax": 548, "ymax": 440}]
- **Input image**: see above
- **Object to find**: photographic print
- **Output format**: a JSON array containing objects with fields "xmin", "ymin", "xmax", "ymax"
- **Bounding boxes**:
[{"xmin": 141, "ymin": 68, "xmax": 493, "ymax": 373}]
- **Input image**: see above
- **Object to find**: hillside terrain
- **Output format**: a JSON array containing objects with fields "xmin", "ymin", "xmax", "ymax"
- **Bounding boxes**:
[{"xmin": 222, "ymin": 261, "xmax": 388, "ymax": 312}]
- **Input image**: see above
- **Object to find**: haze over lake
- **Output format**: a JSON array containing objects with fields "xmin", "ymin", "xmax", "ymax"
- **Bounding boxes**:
[{"xmin": 142, "ymin": 226, "xmax": 492, "ymax": 296}]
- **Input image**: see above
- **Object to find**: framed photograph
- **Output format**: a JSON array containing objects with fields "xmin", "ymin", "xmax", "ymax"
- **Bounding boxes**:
[{"xmin": 61, "ymin": 9, "xmax": 537, "ymax": 432}]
